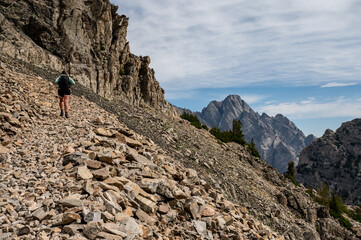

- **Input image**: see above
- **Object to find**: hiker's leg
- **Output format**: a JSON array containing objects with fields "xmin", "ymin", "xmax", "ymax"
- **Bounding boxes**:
[
  {"xmin": 59, "ymin": 97, "xmax": 64, "ymax": 110},
  {"xmin": 64, "ymin": 95, "xmax": 70, "ymax": 113}
]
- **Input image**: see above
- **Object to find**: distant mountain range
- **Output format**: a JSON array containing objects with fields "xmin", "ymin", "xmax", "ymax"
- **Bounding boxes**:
[
  {"xmin": 296, "ymin": 118, "xmax": 361, "ymax": 205},
  {"xmin": 192, "ymin": 95, "xmax": 316, "ymax": 173}
]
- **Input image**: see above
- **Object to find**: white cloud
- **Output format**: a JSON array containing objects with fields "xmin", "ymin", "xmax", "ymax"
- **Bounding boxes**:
[
  {"xmin": 113, "ymin": 0, "xmax": 361, "ymax": 92},
  {"xmin": 320, "ymin": 82, "xmax": 358, "ymax": 88},
  {"xmin": 257, "ymin": 97, "xmax": 361, "ymax": 119}
]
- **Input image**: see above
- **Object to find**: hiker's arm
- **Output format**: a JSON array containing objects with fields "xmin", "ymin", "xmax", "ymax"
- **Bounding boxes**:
[
  {"xmin": 69, "ymin": 77, "xmax": 75, "ymax": 85},
  {"xmin": 55, "ymin": 76, "xmax": 60, "ymax": 84}
]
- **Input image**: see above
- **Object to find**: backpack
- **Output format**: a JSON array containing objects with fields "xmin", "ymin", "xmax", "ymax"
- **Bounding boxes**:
[{"xmin": 58, "ymin": 74, "xmax": 71, "ymax": 90}]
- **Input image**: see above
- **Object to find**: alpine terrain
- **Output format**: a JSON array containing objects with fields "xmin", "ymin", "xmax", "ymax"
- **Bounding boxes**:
[
  {"xmin": 195, "ymin": 95, "xmax": 316, "ymax": 173},
  {"xmin": 0, "ymin": 0, "xmax": 360, "ymax": 239},
  {"xmin": 296, "ymin": 119, "xmax": 361, "ymax": 205}
]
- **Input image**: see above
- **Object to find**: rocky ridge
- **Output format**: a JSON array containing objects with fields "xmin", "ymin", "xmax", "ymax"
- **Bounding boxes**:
[
  {"xmin": 0, "ymin": 62, "xmax": 287, "ymax": 239},
  {"xmin": 296, "ymin": 119, "xmax": 361, "ymax": 205},
  {"xmin": 194, "ymin": 95, "xmax": 317, "ymax": 173},
  {"xmin": 0, "ymin": 0, "xmax": 173, "ymax": 110}
]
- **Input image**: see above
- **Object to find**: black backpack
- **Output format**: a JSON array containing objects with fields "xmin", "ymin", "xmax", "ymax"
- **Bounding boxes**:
[{"xmin": 58, "ymin": 74, "xmax": 71, "ymax": 90}]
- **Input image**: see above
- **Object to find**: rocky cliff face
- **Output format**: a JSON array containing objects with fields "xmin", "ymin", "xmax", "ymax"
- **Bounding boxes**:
[
  {"xmin": 195, "ymin": 95, "xmax": 317, "ymax": 173},
  {"xmin": 0, "ymin": 0, "xmax": 170, "ymax": 108},
  {"xmin": 296, "ymin": 119, "xmax": 361, "ymax": 205}
]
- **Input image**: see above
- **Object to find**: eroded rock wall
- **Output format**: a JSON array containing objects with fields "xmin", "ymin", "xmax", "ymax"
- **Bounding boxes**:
[{"xmin": 0, "ymin": 0, "xmax": 169, "ymax": 108}]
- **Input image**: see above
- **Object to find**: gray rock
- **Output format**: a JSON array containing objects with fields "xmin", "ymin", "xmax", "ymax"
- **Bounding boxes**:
[
  {"xmin": 297, "ymin": 118, "xmax": 361, "ymax": 205},
  {"xmin": 117, "ymin": 217, "xmax": 143, "ymax": 240},
  {"xmin": 194, "ymin": 95, "xmax": 317, "ymax": 173},
  {"xmin": 84, "ymin": 211, "xmax": 102, "ymax": 223}
]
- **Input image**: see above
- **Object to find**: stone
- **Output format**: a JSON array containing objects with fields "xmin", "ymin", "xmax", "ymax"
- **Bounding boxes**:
[
  {"xmin": 125, "ymin": 136, "xmax": 142, "ymax": 148},
  {"xmin": 135, "ymin": 195, "xmax": 157, "ymax": 214},
  {"xmin": 78, "ymin": 165, "xmax": 93, "ymax": 180},
  {"xmin": 63, "ymin": 224, "xmax": 83, "ymax": 235},
  {"xmin": 126, "ymin": 148, "xmax": 155, "ymax": 166},
  {"xmin": 63, "ymin": 152, "xmax": 90, "ymax": 166},
  {"xmin": 202, "ymin": 205, "xmax": 216, "ymax": 217},
  {"xmin": 136, "ymin": 209, "xmax": 156, "ymax": 225},
  {"xmin": 97, "ymin": 148, "xmax": 113, "ymax": 163},
  {"xmin": 0, "ymin": 112, "xmax": 21, "ymax": 128},
  {"xmin": 92, "ymin": 167, "xmax": 110, "ymax": 180},
  {"xmin": 117, "ymin": 217, "xmax": 143, "ymax": 239},
  {"xmin": 85, "ymin": 160, "xmax": 102, "ymax": 169},
  {"xmin": 193, "ymin": 220, "xmax": 213, "ymax": 239},
  {"xmin": 139, "ymin": 178, "xmax": 159, "ymax": 193},
  {"xmin": 18, "ymin": 225, "xmax": 31, "ymax": 235},
  {"xmin": 83, "ymin": 222, "xmax": 103, "ymax": 240},
  {"xmin": 158, "ymin": 204, "xmax": 170, "ymax": 214},
  {"xmin": 95, "ymin": 128, "xmax": 114, "ymax": 137},
  {"xmin": 65, "ymin": 146, "xmax": 75, "ymax": 155},
  {"xmin": 32, "ymin": 207, "xmax": 47, "ymax": 221},
  {"xmin": 103, "ymin": 178, "xmax": 125, "ymax": 191},
  {"xmin": 97, "ymin": 232, "xmax": 123, "ymax": 240},
  {"xmin": 61, "ymin": 196, "xmax": 83, "ymax": 208},
  {"xmin": 0, "ymin": 146, "xmax": 10, "ymax": 154},
  {"xmin": 84, "ymin": 211, "xmax": 102, "ymax": 223},
  {"xmin": 103, "ymin": 223, "xmax": 127, "ymax": 237}
]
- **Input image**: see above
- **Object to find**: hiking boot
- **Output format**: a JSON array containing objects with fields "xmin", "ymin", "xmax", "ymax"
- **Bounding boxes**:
[
  {"xmin": 65, "ymin": 112, "xmax": 69, "ymax": 118},
  {"xmin": 60, "ymin": 110, "xmax": 64, "ymax": 117}
]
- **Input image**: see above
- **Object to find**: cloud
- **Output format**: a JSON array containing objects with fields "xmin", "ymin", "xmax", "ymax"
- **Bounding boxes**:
[
  {"xmin": 320, "ymin": 82, "xmax": 358, "ymax": 88},
  {"xmin": 113, "ymin": 0, "xmax": 361, "ymax": 92},
  {"xmin": 256, "ymin": 97, "xmax": 361, "ymax": 119}
]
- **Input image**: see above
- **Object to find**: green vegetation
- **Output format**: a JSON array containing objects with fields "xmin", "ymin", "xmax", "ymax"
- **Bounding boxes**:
[
  {"xmin": 180, "ymin": 112, "xmax": 208, "ymax": 130},
  {"xmin": 284, "ymin": 161, "xmax": 300, "ymax": 186},
  {"xmin": 209, "ymin": 119, "xmax": 260, "ymax": 158},
  {"xmin": 349, "ymin": 205, "xmax": 361, "ymax": 223},
  {"xmin": 329, "ymin": 194, "xmax": 352, "ymax": 229},
  {"xmin": 209, "ymin": 119, "xmax": 247, "ymax": 146},
  {"xmin": 249, "ymin": 138, "xmax": 261, "ymax": 158},
  {"xmin": 306, "ymin": 182, "xmax": 359, "ymax": 229}
]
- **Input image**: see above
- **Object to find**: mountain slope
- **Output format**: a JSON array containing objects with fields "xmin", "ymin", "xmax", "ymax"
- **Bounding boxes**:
[
  {"xmin": 1, "ymin": 0, "xmax": 360, "ymax": 238},
  {"xmin": 0, "ymin": 61, "xmax": 286, "ymax": 239},
  {"xmin": 195, "ymin": 95, "xmax": 317, "ymax": 173},
  {"xmin": 296, "ymin": 119, "xmax": 361, "ymax": 205}
]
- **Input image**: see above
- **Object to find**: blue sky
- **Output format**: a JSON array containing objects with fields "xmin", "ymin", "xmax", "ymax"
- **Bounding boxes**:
[{"xmin": 111, "ymin": 0, "xmax": 361, "ymax": 137}]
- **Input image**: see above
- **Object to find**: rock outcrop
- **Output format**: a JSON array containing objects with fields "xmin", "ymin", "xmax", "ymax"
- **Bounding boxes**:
[
  {"xmin": 296, "ymin": 119, "xmax": 361, "ymax": 205},
  {"xmin": 194, "ymin": 95, "xmax": 317, "ymax": 173},
  {"xmin": 0, "ymin": 0, "xmax": 170, "ymax": 109}
]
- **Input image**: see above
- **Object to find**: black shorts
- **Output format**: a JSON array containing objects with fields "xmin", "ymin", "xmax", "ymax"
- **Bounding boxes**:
[{"xmin": 58, "ymin": 88, "xmax": 71, "ymax": 97}]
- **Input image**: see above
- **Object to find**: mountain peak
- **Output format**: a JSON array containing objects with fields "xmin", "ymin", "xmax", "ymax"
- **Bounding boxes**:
[{"xmin": 197, "ymin": 94, "xmax": 313, "ymax": 173}]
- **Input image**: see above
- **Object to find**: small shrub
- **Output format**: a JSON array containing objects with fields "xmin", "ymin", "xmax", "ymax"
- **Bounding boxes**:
[
  {"xmin": 248, "ymin": 138, "xmax": 260, "ymax": 158},
  {"xmin": 201, "ymin": 124, "xmax": 209, "ymax": 130},
  {"xmin": 284, "ymin": 161, "xmax": 300, "ymax": 186},
  {"xmin": 349, "ymin": 205, "xmax": 361, "ymax": 223},
  {"xmin": 181, "ymin": 112, "xmax": 203, "ymax": 130}
]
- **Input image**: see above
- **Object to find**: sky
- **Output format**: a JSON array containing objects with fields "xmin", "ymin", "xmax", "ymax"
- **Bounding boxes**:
[{"xmin": 111, "ymin": 0, "xmax": 361, "ymax": 137}]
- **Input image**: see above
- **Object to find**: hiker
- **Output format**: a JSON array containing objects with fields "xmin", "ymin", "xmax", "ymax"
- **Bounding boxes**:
[{"xmin": 55, "ymin": 71, "xmax": 75, "ymax": 118}]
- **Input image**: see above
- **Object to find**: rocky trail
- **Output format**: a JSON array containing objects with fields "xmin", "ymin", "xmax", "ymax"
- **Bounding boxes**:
[{"xmin": 0, "ymin": 61, "xmax": 284, "ymax": 239}]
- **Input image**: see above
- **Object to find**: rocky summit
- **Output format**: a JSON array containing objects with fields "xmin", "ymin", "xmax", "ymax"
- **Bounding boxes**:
[
  {"xmin": 194, "ymin": 95, "xmax": 316, "ymax": 173},
  {"xmin": 0, "ymin": 0, "xmax": 172, "ymax": 109},
  {"xmin": 296, "ymin": 119, "xmax": 361, "ymax": 205}
]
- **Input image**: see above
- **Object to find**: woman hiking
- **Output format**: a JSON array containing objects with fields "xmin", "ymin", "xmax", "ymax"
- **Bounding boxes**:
[{"xmin": 55, "ymin": 71, "xmax": 75, "ymax": 118}]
